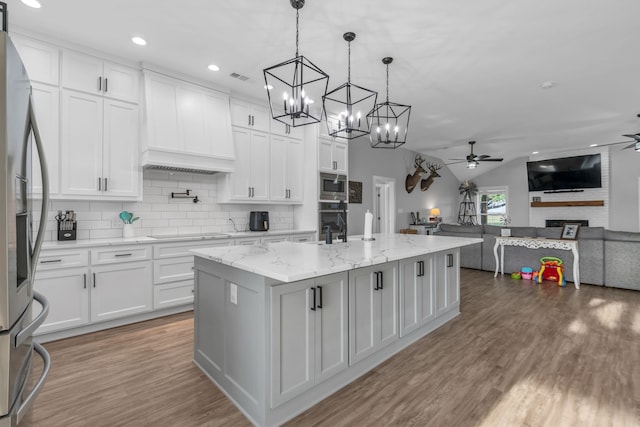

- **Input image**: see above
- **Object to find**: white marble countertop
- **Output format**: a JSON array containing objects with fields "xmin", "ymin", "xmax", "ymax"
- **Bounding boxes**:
[
  {"xmin": 41, "ymin": 229, "xmax": 316, "ymax": 249},
  {"xmin": 192, "ymin": 233, "xmax": 483, "ymax": 283}
]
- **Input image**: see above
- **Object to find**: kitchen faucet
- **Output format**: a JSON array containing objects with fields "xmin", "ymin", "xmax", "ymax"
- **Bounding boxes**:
[{"xmin": 337, "ymin": 200, "xmax": 347, "ymax": 242}]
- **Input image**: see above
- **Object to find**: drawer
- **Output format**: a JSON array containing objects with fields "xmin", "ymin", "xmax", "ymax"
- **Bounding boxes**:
[
  {"xmin": 153, "ymin": 280, "xmax": 194, "ymax": 309},
  {"xmin": 261, "ymin": 236, "xmax": 289, "ymax": 244},
  {"xmin": 36, "ymin": 249, "xmax": 89, "ymax": 271},
  {"xmin": 91, "ymin": 245, "xmax": 152, "ymax": 265},
  {"xmin": 289, "ymin": 233, "xmax": 315, "ymax": 243},
  {"xmin": 235, "ymin": 237, "xmax": 261, "ymax": 246},
  {"xmin": 153, "ymin": 239, "xmax": 232, "ymax": 259},
  {"xmin": 153, "ymin": 256, "xmax": 194, "ymax": 284}
]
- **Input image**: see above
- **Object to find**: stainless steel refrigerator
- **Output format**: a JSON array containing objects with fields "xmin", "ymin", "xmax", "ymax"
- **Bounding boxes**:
[{"xmin": 0, "ymin": 3, "xmax": 51, "ymax": 426}]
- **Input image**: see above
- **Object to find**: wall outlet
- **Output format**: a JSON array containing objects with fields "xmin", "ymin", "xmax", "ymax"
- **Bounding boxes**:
[{"xmin": 230, "ymin": 283, "xmax": 238, "ymax": 304}]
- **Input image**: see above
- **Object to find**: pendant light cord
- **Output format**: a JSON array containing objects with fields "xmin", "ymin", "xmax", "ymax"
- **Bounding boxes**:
[
  {"xmin": 295, "ymin": 9, "xmax": 300, "ymax": 57},
  {"xmin": 347, "ymin": 40, "xmax": 351, "ymax": 83},
  {"xmin": 386, "ymin": 63, "xmax": 390, "ymax": 103}
]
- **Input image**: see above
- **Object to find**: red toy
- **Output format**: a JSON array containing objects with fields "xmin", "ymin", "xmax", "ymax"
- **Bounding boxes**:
[{"xmin": 534, "ymin": 256, "xmax": 566, "ymax": 286}]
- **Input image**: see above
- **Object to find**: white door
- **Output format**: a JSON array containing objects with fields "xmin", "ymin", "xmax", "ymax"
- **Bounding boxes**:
[
  {"xmin": 61, "ymin": 50, "xmax": 103, "ymax": 95},
  {"xmin": 250, "ymin": 131, "xmax": 270, "ymax": 200},
  {"xmin": 286, "ymin": 138, "xmax": 304, "ymax": 201},
  {"xmin": 249, "ymin": 102, "xmax": 270, "ymax": 133},
  {"xmin": 102, "ymin": 99, "xmax": 139, "ymax": 198},
  {"xmin": 348, "ymin": 266, "xmax": 377, "ymax": 364},
  {"xmin": 229, "ymin": 127, "xmax": 252, "ymax": 199},
  {"xmin": 373, "ymin": 176, "xmax": 396, "ymax": 233},
  {"xmin": 333, "ymin": 141, "xmax": 348, "ymax": 174},
  {"xmin": 33, "ymin": 268, "xmax": 90, "ymax": 334},
  {"xmin": 377, "ymin": 262, "xmax": 398, "ymax": 348},
  {"xmin": 30, "ymin": 83, "xmax": 60, "ymax": 195},
  {"xmin": 102, "ymin": 61, "xmax": 139, "ymax": 103},
  {"xmin": 314, "ymin": 273, "xmax": 348, "ymax": 382},
  {"xmin": 60, "ymin": 90, "xmax": 103, "ymax": 196},
  {"xmin": 269, "ymin": 135, "xmax": 288, "ymax": 201},
  {"xmin": 91, "ymin": 261, "xmax": 152, "ymax": 322},
  {"xmin": 318, "ymin": 138, "xmax": 334, "ymax": 172},
  {"xmin": 229, "ymin": 98, "xmax": 252, "ymax": 128}
]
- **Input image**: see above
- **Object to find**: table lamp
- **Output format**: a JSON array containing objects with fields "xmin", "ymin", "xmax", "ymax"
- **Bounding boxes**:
[{"xmin": 429, "ymin": 208, "xmax": 441, "ymax": 223}]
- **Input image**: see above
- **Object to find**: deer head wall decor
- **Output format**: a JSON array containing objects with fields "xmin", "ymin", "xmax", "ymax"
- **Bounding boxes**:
[
  {"xmin": 420, "ymin": 162, "xmax": 442, "ymax": 191},
  {"xmin": 405, "ymin": 155, "xmax": 443, "ymax": 193}
]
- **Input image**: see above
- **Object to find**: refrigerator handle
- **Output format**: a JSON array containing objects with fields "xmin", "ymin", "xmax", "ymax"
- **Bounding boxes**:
[
  {"xmin": 27, "ymin": 94, "xmax": 50, "ymax": 272},
  {"xmin": 16, "ymin": 341, "xmax": 51, "ymax": 424},
  {"xmin": 15, "ymin": 291, "xmax": 49, "ymax": 347}
]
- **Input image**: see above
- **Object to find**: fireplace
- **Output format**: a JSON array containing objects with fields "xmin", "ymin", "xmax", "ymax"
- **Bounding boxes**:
[{"xmin": 545, "ymin": 219, "xmax": 589, "ymax": 227}]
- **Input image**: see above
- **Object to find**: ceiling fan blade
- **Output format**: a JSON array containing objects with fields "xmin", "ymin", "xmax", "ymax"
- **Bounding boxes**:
[
  {"xmin": 476, "ymin": 154, "xmax": 491, "ymax": 160},
  {"xmin": 622, "ymin": 142, "xmax": 638, "ymax": 150},
  {"xmin": 449, "ymin": 158, "xmax": 467, "ymax": 161},
  {"xmin": 622, "ymin": 134, "xmax": 640, "ymax": 140},
  {"xmin": 445, "ymin": 160, "xmax": 467, "ymax": 165},
  {"xmin": 478, "ymin": 158, "xmax": 504, "ymax": 162}
]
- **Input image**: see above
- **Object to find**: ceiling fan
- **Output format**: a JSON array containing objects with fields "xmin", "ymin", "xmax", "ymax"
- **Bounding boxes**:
[
  {"xmin": 597, "ymin": 114, "xmax": 640, "ymax": 151},
  {"xmin": 447, "ymin": 141, "xmax": 504, "ymax": 169}
]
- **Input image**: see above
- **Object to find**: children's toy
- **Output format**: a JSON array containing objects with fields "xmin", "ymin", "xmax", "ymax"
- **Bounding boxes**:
[
  {"xmin": 511, "ymin": 272, "xmax": 521, "ymax": 279},
  {"xmin": 521, "ymin": 267, "xmax": 533, "ymax": 280},
  {"xmin": 534, "ymin": 256, "xmax": 566, "ymax": 286}
]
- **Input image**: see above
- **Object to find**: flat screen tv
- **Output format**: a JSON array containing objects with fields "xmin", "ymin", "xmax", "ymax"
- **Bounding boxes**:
[{"xmin": 526, "ymin": 154, "xmax": 602, "ymax": 192}]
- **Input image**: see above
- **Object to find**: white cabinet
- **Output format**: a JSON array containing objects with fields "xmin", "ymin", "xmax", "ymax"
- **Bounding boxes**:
[
  {"xmin": 434, "ymin": 250, "xmax": 460, "ymax": 317},
  {"xmin": 91, "ymin": 260, "xmax": 152, "ymax": 322},
  {"xmin": 218, "ymin": 127, "xmax": 269, "ymax": 201},
  {"xmin": 270, "ymin": 272, "xmax": 348, "ymax": 407},
  {"xmin": 270, "ymin": 135, "xmax": 304, "ymax": 202},
  {"xmin": 60, "ymin": 91, "xmax": 140, "ymax": 199},
  {"xmin": 318, "ymin": 137, "xmax": 348, "ymax": 174},
  {"xmin": 271, "ymin": 121, "xmax": 305, "ymax": 139},
  {"xmin": 30, "ymin": 83, "xmax": 60, "ymax": 195},
  {"xmin": 12, "ymin": 35, "xmax": 59, "ymax": 86},
  {"xmin": 62, "ymin": 50, "xmax": 139, "ymax": 103},
  {"xmin": 33, "ymin": 267, "xmax": 89, "ymax": 335},
  {"xmin": 142, "ymin": 71, "xmax": 234, "ymax": 170},
  {"xmin": 399, "ymin": 255, "xmax": 435, "ymax": 337},
  {"xmin": 348, "ymin": 262, "xmax": 398, "ymax": 364},
  {"xmin": 289, "ymin": 233, "xmax": 316, "ymax": 243},
  {"xmin": 230, "ymin": 98, "xmax": 270, "ymax": 132}
]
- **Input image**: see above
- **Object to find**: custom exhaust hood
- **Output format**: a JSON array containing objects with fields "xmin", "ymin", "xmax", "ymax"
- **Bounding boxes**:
[{"xmin": 141, "ymin": 68, "xmax": 235, "ymax": 174}]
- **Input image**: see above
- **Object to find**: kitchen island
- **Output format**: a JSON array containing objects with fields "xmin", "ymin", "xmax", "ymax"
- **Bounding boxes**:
[{"xmin": 192, "ymin": 233, "xmax": 482, "ymax": 426}]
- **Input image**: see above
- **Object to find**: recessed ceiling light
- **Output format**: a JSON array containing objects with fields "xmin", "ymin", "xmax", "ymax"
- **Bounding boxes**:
[
  {"xmin": 208, "ymin": 64, "xmax": 220, "ymax": 72},
  {"xmin": 264, "ymin": 84, "xmax": 273, "ymax": 90},
  {"xmin": 131, "ymin": 36, "xmax": 147, "ymax": 46},
  {"xmin": 590, "ymin": 144, "xmax": 598, "ymax": 147},
  {"xmin": 540, "ymin": 81, "xmax": 556, "ymax": 89},
  {"xmin": 21, "ymin": 0, "xmax": 41, "ymax": 8},
  {"xmin": 532, "ymin": 151, "xmax": 539, "ymax": 154}
]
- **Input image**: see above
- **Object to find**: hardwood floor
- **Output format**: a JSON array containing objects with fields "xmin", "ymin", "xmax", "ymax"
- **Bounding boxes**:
[{"xmin": 22, "ymin": 269, "xmax": 640, "ymax": 427}]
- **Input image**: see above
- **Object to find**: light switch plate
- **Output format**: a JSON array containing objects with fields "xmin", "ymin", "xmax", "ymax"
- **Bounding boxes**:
[{"xmin": 230, "ymin": 283, "xmax": 238, "ymax": 304}]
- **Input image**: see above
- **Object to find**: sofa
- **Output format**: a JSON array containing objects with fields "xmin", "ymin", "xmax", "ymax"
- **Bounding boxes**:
[{"xmin": 436, "ymin": 224, "xmax": 639, "ymax": 290}]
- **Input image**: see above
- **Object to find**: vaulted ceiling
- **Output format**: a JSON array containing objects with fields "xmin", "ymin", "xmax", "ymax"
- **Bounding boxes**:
[{"xmin": 10, "ymin": 0, "xmax": 640, "ymax": 180}]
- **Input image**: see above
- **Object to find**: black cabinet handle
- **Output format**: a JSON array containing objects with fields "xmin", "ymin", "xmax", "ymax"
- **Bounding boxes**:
[
  {"xmin": 374, "ymin": 271, "xmax": 381, "ymax": 290},
  {"xmin": 114, "ymin": 253, "xmax": 132, "ymax": 257},
  {"xmin": 93, "ymin": 273, "xmax": 96, "ymax": 288},
  {"xmin": 416, "ymin": 261, "xmax": 421, "ymax": 277},
  {"xmin": 447, "ymin": 253, "xmax": 454, "ymax": 267},
  {"xmin": 104, "ymin": 177, "xmax": 108, "ymax": 191},
  {"xmin": 248, "ymin": 115, "xmax": 251, "ymax": 126},
  {"xmin": 379, "ymin": 271, "xmax": 384, "ymax": 290},
  {"xmin": 104, "ymin": 77, "xmax": 108, "ymax": 93},
  {"xmin": 40, "ymin": 259, "xmax": 62, "ymax": 264},
  {"xmin": 310, "ymin": 287, "xmax": 316, "ymax": 311},
  {"xmin": 83, "ymin": 273, "xmax": 87, "ymax": 289},
  {"xmin": 98, "ymin": 177, "xmax": 102, "ymax": 191},
  {"xmin": 317, "ymin": 285, "xmax": 323, "ymax": 309},
  {"xmin": 97, "ymin": 76, "xmax": 102, "ymax": 91}
]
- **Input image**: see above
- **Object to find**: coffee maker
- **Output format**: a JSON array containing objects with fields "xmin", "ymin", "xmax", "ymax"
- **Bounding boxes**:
[{"xmin": 249, "ymin": 211, "xmax": 269, "ymax": 231}]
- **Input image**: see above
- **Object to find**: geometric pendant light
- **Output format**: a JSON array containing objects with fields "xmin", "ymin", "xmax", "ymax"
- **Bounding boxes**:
[
  {"xmin": 367, "ymin": 57, "xmax": 411, "ymax": 149},
  {"xmin": 263, "ymin": 0, "xmax": 329, "ymax": 128},
  {"xmin": 322, "ymin": 32, "xmax": 378, "ymax": 140}
]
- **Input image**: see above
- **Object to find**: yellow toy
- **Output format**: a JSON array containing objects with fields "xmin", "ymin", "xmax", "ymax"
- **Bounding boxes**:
[{"xmin": 534, "ymin": 256, "xmax": 566, "ymax": 286}]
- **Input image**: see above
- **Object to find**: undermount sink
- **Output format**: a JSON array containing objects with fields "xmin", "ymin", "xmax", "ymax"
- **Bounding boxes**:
[{"xmin": 147, "ymin": 233, "xmax": 229, "ymax": 240}]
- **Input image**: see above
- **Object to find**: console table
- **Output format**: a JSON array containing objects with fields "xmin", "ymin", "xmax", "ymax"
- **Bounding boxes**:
[{"xmin": 493, "ymin": 236, "xmax": 580, "ymax": 289}]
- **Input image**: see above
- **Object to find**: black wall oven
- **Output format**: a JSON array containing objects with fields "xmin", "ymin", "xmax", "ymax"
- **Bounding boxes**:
[{"xmin": 318, "ymin": 201, "xmax": 347, "ymax": 240}]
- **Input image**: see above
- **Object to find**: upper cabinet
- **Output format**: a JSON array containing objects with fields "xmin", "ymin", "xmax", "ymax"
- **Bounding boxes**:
[
  {"xmin": 318, "ymin": 137, "xmax": 348, "ymax": 174},
  {"xmin": 230, "ymin": 99, "xmax": 270, "ymax": 133},
  {"xmin": 270, "ymin": 135, "xmax": 304, "ymax": 202},
  {"xmin": 270, "ymin": 121, "xmax": 305, "ymax": 140},
  {"xmin": 62, "ymin": 51, "xmax": 139, "ymax": 104},
  {"xmin": 11, "ymin": 35, "xmax": 59, "ymax": 86},
  {"xmin": 142, "ymin": 70, "xmax": 235, "ymax": 173}
]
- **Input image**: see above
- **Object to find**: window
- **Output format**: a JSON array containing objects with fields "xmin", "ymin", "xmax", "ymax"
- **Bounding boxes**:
[{"xmin": 476, "ymin": 186, "xmax": 508, "ymax": 226}]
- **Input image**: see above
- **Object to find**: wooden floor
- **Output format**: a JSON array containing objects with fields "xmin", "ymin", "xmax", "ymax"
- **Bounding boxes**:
[{"xmin": 22, "ymin": 270, "xmax": 640, "ymax": 427}]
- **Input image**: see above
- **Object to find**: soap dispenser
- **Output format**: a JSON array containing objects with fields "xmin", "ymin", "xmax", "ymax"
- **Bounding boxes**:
[{"xmin": 325, "ymin": 227, "xmax": 333, "ymax": 244}]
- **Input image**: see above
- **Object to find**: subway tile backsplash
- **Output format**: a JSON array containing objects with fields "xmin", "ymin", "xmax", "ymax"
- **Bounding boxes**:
[{"xmin": 37, "ymin": 169, "xmax": 295, "ymax": 241}]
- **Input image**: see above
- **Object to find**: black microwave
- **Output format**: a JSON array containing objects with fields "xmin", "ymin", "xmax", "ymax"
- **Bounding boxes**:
[{"xmin": 320, "ymin": 173, "xmax": 347, "ymax": 200}]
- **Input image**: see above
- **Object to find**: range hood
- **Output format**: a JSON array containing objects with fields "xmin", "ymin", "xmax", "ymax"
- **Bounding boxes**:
[{"xmin": 141, "ymin": 68, "xmax": 236, "ymax": 175}]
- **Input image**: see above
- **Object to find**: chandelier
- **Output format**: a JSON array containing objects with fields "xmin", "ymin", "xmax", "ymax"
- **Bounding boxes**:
[
  {"xmin": 367, "ymin": 57, "xmax": 411, "ymax": 149},
  {"xmin": 263, "ymin": 0, "xmax": 329, "ymax": 128},
  {"xmin": 322, "ymin": 32, "xmax": 377, "ymax": 140}
]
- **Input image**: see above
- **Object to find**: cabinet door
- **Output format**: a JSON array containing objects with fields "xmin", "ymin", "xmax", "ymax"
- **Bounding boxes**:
[
  {"xmin": 378, "ymin": 262, "xmax": 398, "ymax": 348},
  {"xmin": 286, "ymin": 137, "xmax": 304, "ymax": 202},
  {"xmin": 153, "ymin": 280, "xmax": 194, "ymax": 309},
  {"xmin": 445, "ymin": 251, "xmax": 460, "ymax": 308},
  {"xmin": 31, "ymin": 83, "xmax": 60, "ymax": 195},
  {"xmin": 399, "ymin": 257, "xmax": 421, "ymax": 337},
  {"xmin": 420, "ymin": 256, "xmax": 436, "ymax": 324},
  {"xmin": 102, "ymin": 61, "xmax": 139, "ymax": 103},
  {"xmin": 250, "ymin": 131, "xmax": 270, "ymax": 200},
  {"xmin": 249, "ymin": 102, "xmax": 270, "ymax": 133},
  {"xmin": 318, "ymin": 138, "xmax": 334, "ymax": 171},
  {"xmin": 62, "ymin": 50, "xmax": 103, "ymax": 95},
  {"xmin": 33, "ymin": 267, "xmax": 89, "ymax": 334},
  {"xmin": 228, "ymin": 127, "xmax": 252, "ymax": 199},
  {"xmin": 143, "ymin": 72, "xmax": 179, "ymax": 151},
  {"xmin": 12, "ymin": 36, "xmax": 59, "ymax": 85},
  {"xmin": 102, "ymin": 99, "xmax": 140, "ymax": 198},
  {"xmin": 269, "ymin": 135, "xmax": 288, "ymax": 201},
  {"xmin": 229, "ymin": 98, "xmax": 253, "ymax": 128},
  {"xmin": 91, "ymin": 261, "xmax": 152, "ymax": 322},
  {"xmin": 60, "ymin": 90, "xmax": 103, "ymax": 196},
  {"xmin": 202, "ymin": 90, "xmax": 234, "ymax": 159},
  {"xmin": 314, "ymin": 273, "xmax": 348, "ymax": 383},
  {"xmin": 270, "ymin": 280, "xmax": 315, "ymax": 407},
  {"xmin": 348, "ymin": 266, "xmax": 377, "ymax": 364},
  {"xmin": 333, "ymin": 141, "xmax": 348, "ymax": 174}
]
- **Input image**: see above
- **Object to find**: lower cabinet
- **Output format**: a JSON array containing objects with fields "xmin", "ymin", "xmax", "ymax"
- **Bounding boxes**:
[
  {"xmin": 399, "ymin": 254, "xmax": 435, "ymax": 337},
  {"xmin": 33, "ymin": 267, "xmax": 90, "ymax": 334},
  {"xmin": 270, "ymin": 272, "xmax": 348, "ymax": 407},
  {"xmin": 435, "ymin": 250, "xmax": 460, "ymax": 317},
  {"xmin": 348, "ymin": 262, "xmax": 398, "ymax": 364},
  {"xmin": 91, "ymin": 261, "xmax": 153, "ymax": 322}
]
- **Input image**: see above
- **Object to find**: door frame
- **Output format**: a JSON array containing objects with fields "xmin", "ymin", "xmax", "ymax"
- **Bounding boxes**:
[{"xmin": 372, "ymin": 176, "xmax": 396, "ymax": 234}]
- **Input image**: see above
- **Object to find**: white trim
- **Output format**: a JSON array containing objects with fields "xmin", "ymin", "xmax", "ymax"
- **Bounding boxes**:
[{"xmin": 372, "ymin": 176, "xmax": 396, "ymax": 233}]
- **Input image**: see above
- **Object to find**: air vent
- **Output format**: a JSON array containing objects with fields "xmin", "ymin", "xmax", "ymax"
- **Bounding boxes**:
[
  {"xmin": 230, "ymin": 72, "xmax": 250, "ymax": 81},
  {"xmin": 144, "ymin": 165, "xmax": 219, "ymax": 175}
]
